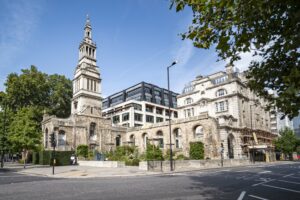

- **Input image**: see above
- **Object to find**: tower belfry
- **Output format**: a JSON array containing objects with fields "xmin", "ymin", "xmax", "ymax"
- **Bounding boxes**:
[{"xmin": 71, "ymin": 15, "xmax": 102, "ymax": 116}]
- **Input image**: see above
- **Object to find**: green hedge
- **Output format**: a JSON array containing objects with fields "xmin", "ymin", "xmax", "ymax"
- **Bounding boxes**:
[
  {"xmin": 32, "ymin": 152, "xmax": 39, "ymax": 164},
  {"xmin": 76, "ymin": 145, "xmax": 88, "ymax": 158},
  {"xmin": 189, "ymin": 142, "xmax": 204, "ymax": 160},
  {"xmin": 39, "ymin": 151, "xmax": 51, "ymax": 165},
  {"xmin": 38, "ymin": 150, "xmax": 75, "ymax": 166}
]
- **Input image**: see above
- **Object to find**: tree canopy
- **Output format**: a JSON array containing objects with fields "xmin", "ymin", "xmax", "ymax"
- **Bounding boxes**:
[
  {"xmin": 171, "ymin": 0, "xmax": 300, "ymax": 118},
  {"xmin": 0, "ymin": 66, "xmax": 73, "ymax": 164},
  {"xmin": 4, "ymin": 65, "xmax": 72, "ymax": 118},
  {"xmin": 8, "ymin": 106, "xmax": 42, "ymax": 153},
  {"xmin": 274, "ymin": 127, "xmax": 299, "ymax": 156}
]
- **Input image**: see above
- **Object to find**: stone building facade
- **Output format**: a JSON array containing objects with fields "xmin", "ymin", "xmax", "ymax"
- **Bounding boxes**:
[
  {"xmin": 42, "ymin": 17, "xmax": 277, "ymax": 161},
  {"xmin": 42, "ymin": 17, "xmax": 126, "ymax": 153}
]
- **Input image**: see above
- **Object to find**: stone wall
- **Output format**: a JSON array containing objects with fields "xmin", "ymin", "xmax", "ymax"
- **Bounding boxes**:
[
  {"xmin": 139, "ymin": 159, "xmax": 251, "ymax": 172},
  {"xmin": 126, "ymin": 113, "xmax": 221, "ymax": 159},
  {"xmin": 78, "ymin": 160, "xmax": 125, "ymax": 168}
]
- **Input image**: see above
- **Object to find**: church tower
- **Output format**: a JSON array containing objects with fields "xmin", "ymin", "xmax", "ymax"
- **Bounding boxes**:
[{"xmin": 71, "ymin": 15, "xmax": 102, "ymax": 116}]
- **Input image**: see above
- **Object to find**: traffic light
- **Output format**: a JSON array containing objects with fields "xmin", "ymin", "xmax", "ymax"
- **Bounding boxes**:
[{"xmin": 49, "ymin": 133, "xmax": 56, "ymax": 148}]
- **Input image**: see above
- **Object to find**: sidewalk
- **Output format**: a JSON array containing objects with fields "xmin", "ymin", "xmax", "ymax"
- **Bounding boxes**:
[
  {"xmin": 17, "ymin": 165, "xmax": 160, "ymax": 178},
  {"xmin": 3, "ymin": 161, "xmax": 296, "ymax": 179}
]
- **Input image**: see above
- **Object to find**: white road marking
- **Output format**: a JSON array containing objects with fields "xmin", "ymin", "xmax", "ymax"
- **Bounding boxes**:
[
  {"xmin": 258, "ymin": 171, "xmax": 271, "ymax": 174},
  {"xmin": 262, "ymin": 184, "xmax": 300, "ymax": 193},
  {"xmin": 248, "ymin": 194, "xmax": 269, "ymax": 200},
  {"xmin": 283, "ymin": 173, "xmax": 294, "ymax": 178},
  {"xmin": 237, "ymin": 191, "xmax": 246, "ymax": 200},
  {"xmin": 252, "ymin": 179, "xmax": 275, "ymax": 187},
  {"xmin": 236, "ymin": 170, "xmax": 249, "ymax": 172},
  {"xmin": 278, "ymin": 179, "xmax": 300, "ymax": 185}
]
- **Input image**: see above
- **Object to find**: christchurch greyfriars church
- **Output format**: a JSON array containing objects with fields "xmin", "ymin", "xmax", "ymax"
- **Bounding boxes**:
[{"xmin": 42, "ymin": 17, "xmax": 277, "ymax": 161}]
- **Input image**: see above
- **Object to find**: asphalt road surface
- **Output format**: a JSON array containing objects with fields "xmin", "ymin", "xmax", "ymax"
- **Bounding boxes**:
[{"xmin": 0, "ymin": 162, "xmax": 299, "ymax": 200}]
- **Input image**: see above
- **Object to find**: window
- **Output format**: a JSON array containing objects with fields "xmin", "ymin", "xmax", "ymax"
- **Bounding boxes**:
[
  {"xmin": 144, "ymin": 87, "xmax": 151, "ymax": 94},
  {"xmin": 103, "ymin": 101, "xmax": 108, "ymax": 109},
  {"xmin": 185, "ymin": 98, "xmax": 193, "ymax": 105},
  {"xmin": 142, "ymin": 133, "xmax": 148, "ymax": 149},
  {"xmin": 91, "ymin": 107, "xmax": 93, "ymax": 114},
  {"xmin": 94, "ymin": 81, "xmax": 96, "ymax": 92},
  {"xmin": 111, "ymin": 95, "xmax": 123, "ymax": 106},
  {"xmin": 165, "ymin": 110, "xmax": 170, "ymax": 116},
  {"xmin": 182, "ymin": 82, "xmax": 195, "ymax": 94},
  {"xmin": 174, "ymin": 111, "xmax": 178, "ymax": 118},
  {"xmin": 156, "ymin": 117, "xmax": 163, "ymax": 123},
  {"xmin": 116, "ymin": 135, "xmax": 121, "ymax": 146},
  {"xmin": 89, "ymin": 123, "xmax": 96, "ymax": 137},
  {"xmin": 194, "ymin": 126, "xmax": 203, "ymax": 139},
  {"xmin": 146, "ymin": 115, "xmax": 154, "ymax": 123},
  {"xmin": 133, "ymin": 103, "xmax": 142, "ymax": 111},
  {"xmin": 145, "ymin": 94, "xmax": 152, "ymax": 102},
  {"xmin": 156, "ymin": 107, "xmax": 163, "ymax": 115},
  {"xmin": 134, "ymin": 113, "xmax": 143, "ymax": 122},
  {"xmin": 216, "ymin": 89, "xmax": 227, "ymax": 97},
  {"xmin": 112, "ymin": 115, "xmax": 120, "ymax": 124},
  {"xmin": 122, "ymin": 113, "xmax": 129, "ymax": 121},
  {"xmin": 74, "ymin": 101, "xmax": 78, "ymax": 110},
  {"xmin": 184, "ymin": 108, "xmax": 194, "ymax": 118},
  {"xmin": 127, "ymin": 88, "xmax": 142, "ymax": 99},
  {"xmin": 212, "ymin": 75, "xmax": 228, "ymax": 85},
  {"xmin": 154, "ymin": 90, "xmax": 161, "ymax": 96},
  {"xmin": 58, "ymin": 130, "xmax": 66, "ymax": 146},
  {"xmin": 215, "ymin": 100, "xmax": 229, "ymax": 112},
  {"xmin": 174, "ymin": 128, "xmax": 182, "ymax": 148},
  {"xmin": 146, "ymin": 105, "xmax": 153, "ymax": 113},
  {"xmin": 157, "ymin": 131, "xmax": 164, "ymax": 148},
  {"xmin": 87, "ymin": 79, "xmax": 90, "ymax": 90}
]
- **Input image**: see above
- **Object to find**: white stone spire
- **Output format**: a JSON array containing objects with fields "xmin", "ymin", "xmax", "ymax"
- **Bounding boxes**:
[{"xmin": 72, "ymin": 16, "xmax": 102, "ymax": 116}]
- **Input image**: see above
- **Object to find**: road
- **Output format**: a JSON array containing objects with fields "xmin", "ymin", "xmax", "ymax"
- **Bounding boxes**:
[{"xmin": 0, "ymin": 162, "xmax": 299, "ymax": 200}]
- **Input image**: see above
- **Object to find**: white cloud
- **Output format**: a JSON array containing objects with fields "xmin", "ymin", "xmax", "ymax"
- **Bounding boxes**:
[{"xmin": 171, "ymin": 40, "xmax": 194, "ymax": 67}]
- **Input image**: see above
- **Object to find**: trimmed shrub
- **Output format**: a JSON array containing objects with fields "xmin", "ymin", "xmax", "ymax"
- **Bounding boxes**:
[
  {"xmin": 76, "ymin": 145, "xmax": 88, "ymax": 158},
  {"xmin": 164, "ymin": 149, "xmax": 176, "ymax": 161},
  {"xmin": 189, "ymin": 142, "xmax": 204, "ymax": 160},
  {"xmin": 175, "ymin": 154, "xmax": 189, "ymax": 160},
  {"xmin": 125, "ymin": 158, "xmax": 140, "ymax": 166},
  {"xmin": 39, "ymin": 150, "xmax": 75, "ymax": 166},
  {"xmin": 146, "ymin": 144, "xmax": 163, "ymax": 161},
  {"xmin": 39, "ymin": 151, "xmax": 51, "ymax": 165}
]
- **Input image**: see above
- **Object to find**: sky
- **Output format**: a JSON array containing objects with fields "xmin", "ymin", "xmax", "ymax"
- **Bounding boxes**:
[{"xmin": 0, "ymin": 0, "xmax": 252, "ymax": 96}]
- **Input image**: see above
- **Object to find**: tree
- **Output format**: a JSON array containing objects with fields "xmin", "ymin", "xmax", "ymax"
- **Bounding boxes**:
[
  {"xmin": 274, "ymin": 127, "xmax": 299, "ymax": 158},
  {"xmin": 0, "ymin": 92, "xmax": 14, "ymax": 168},
  {"xmin": 8, "ymin": 107, "xmax": 42, "ymax": 161},
  {"xmin": 47, "ymin": 74, "xmax": 73, "ymax": 118},
  {"xmin": 5, "ymin": 66, "xmax": 49, "ymax": 112},
  {"xmin": 4, "ymin": 66, "xmax": 72, "ymax": 118},
  {"xmin": 171, "ymin": 0, "xmax": 300, "ymax": 118}
]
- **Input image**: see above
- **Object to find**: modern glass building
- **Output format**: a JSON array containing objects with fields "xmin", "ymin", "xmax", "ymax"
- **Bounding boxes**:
[
  {"xmin": 102, "ymin": 82, "xmax": 179, "ymax": 127},
  {"xmin": 103, "ymin": 82, "xmax": 178, "ymax": 109}
]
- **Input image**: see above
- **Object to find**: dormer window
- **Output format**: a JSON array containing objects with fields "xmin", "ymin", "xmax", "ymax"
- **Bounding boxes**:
[
  {"xmin": 216, "ymin": 89, "xmax": 227, "ymax": 97},
  {"xmin": 185, "ymin": 97, "xmax": 193, "ymax": 105}
]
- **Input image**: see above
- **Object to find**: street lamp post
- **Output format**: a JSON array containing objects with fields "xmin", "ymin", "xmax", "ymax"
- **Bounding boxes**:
[
  {"xmin": 167, "ymin": 61, "xmax": 177, "ymax": 171},
  {"xmin": 250, "ymin": 104, "xmax": 255, "ymax": 163}
]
